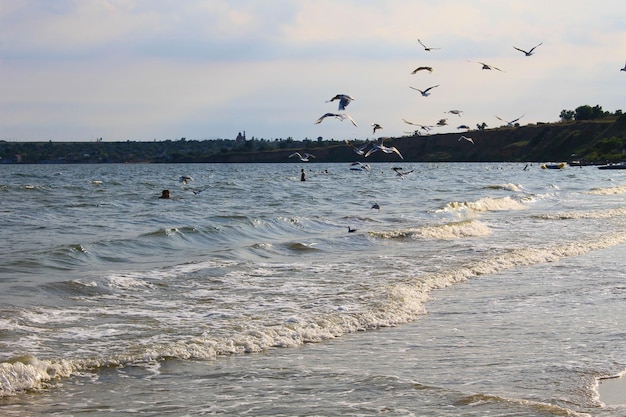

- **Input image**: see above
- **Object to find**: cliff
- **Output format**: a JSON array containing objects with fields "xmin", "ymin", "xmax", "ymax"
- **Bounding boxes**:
[{"xmin": 1, "ymin": 118, "xmax": 625, "ymax": 164}]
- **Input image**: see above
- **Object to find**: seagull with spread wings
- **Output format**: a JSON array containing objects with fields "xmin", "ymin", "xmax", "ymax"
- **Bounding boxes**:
[
  {"xmin": 470, "ymin": 61, "xmax": 504, "ymax": 72},
  {"xmin": 315, "ymin": 112, "xmax": 358, "ymax": 126},
  {"xmin": 371, "ymin": 123, "xmax": 383, "ymax": 134},
  {"xmin": 289, "ymin": 152, "xmax": 316, "ymax": 162},
  {"xmin": 345, "ymin": 140, "xmax": 370, "ymax": 156},
  {"xmin": 326, "ymin": 94, "xmax": 354, "ymax": 111},
  {"xmin": 513, "ymin": 42, "xmax": 543, "ymax": 56},
  {"xmin": 417, "ymin": 38, "xmax": 440, "ymax": 51},
  {"xmin": 410, "ymin": 84, "xmax": 439, "ymax": 97},
  {"xmin": 458, "ymin": 136, "xmax": 475, "ymax": 145},
  {"xmin": 402, "ymin": 119, "xmax": 433, "ymax": 132},
  {"xmin": 411, "ymin": 66, "xmax": 433, "ymax": 74},
  {"xmin": 496, "ymin": 115, "xmax": 525, "ymax": 126},
  {"xmin": 365, "ymin": 138, "xmax": 403, "ymax": 159}
]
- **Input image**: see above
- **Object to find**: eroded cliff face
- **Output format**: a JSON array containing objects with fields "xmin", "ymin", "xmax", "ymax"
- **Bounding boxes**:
[{"xmin": 206, "ymin": 120, "xmax": 626, "ymax": 163}]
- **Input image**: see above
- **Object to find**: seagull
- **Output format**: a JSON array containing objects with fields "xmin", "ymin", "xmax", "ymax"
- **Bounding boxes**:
[
  {"xmin": 410, "ymin": 85, "xmax": 439, "ymax": 97},
  {"xmin": 326, "ymin": 94, "xmax": 354, "ymax": 111},
  {"xmin": 348, "ymin": 226, "xmax": 357, "ymax": 233},
  {"xmin": 470, "ymin": 61, "xmax": 504, "ymax": 72},
  {"xmin": 371, "ymin": 202, "xmax": 380, "ymax": 210},
  {"xmin": 446, "ymin": 110, "xmax": 463, "ymax": 117},
  {"xmin": 436, "ymin": 118, "xmax": 448, "ymax": 126},
  {"xmin": 621, "ymin": 60, "xmax": 626, "ymax": 71},
  {"xmin": 513, "ymin": 42, "xmax": 543, "ymax": 56},
  {"xmin": 496, "ymin": 115, "xmax": 524, "ymax": 126},
  {"xmin": 365, "ymin": 137, "xmax": 404, "ymax": 159},
  {"xmin": 457, "ymin": 124, "xmax": 470, "ymax": 130},
  {"xmin": 371, "ymin": 123, "xmax": 383, "ymax": 134},
  {"xmin": 350, "ymin": 161, "xmax": 371, "ymax": 171},
  {"xmin": 179, "ymin": 175, "xmax": 193, "ymax": 184},
  {"xmin": 392, "ymin": 167, "xmax": 414, "ymax": 178},
  {"xmin": 402, "ymin": 119, "xmax": 432, "ymax": 131},
  {"xmin": 417, "ymin": 38, "xmax": 440, "ymax": 51},
  {"xmin": 459, "ymin": 135, "xmax": 475, "ymax": 145},
  {"xmin": 411, "ymin": 66, "xmax": 433, "ymax": 74},
  {"xmin": 345, "ymin": 140, "xmax": 370, "ymax": 155},
  {"xmin": 315, "ymin": 112, "xmax": 358, "ymax": 126},
  {"xmin": 289, "ymin": 152, "xmax": 316, "ymax": 162}
]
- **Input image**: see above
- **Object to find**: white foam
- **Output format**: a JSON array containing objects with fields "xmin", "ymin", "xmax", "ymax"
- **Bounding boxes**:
[
  {"xmin": 0, "ymin": 356, "xmax": 78, "ymax": 397},
  {"xmin": 370, "ymin": 220, "xmax": 492, "ymax": 240},
  {"xmin": 536, "ymin": 206, "xmax": 626, "ymax": 220},
  {"xmin": 588, "ymin": 185, "xmax": 626, "ymax": 195},
  {"xmin": 442, "ymin": 196, "xmax": 527, "ymax": 214},
  {"xmin": 486, "ymin": 183, "xmax": 524, "ymax": 192}
]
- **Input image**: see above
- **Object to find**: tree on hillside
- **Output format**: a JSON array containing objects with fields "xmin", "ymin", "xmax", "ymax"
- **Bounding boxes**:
[
  {"xmin": 559, "ymin": 109, "xmax": 575, "ymax": 121},
  {"xmin": 574, "ymin": 104, "xmax": 605, "ymax": 120}
]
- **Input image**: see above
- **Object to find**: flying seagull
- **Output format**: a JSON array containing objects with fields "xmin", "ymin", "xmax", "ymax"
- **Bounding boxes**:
[
  {"xmin": 458, "ymin": 135, "xmax": 475, "ymax": 145},
  {"xmin": 417, "ymin": 38, "xmax": 440, "ymax": 51},
  {"xmin": 436, "ymin": 118, "xmax": 448, "ymax": 126},
  {"xmin": 345, "ymin": 140, "xmax": 370, "ymax": 156},
  {"xmin": 326, "ymin": 94, "xmax": 354, "ymax": 111},
  {"xmin": 402, "ymin": 119, "xmax": 433, "ymax": 132},
  {"xmin": 365, "ymin": 137, "xmax": 403, "ymax": 159},
  {"xmin": 289, "ymin": 152, "xmax": 316, "ymax": 162},
  {"xmin": 457, "ymin": 124, "xmax": 470, "ymax": 130},
  {"xmin": 411, "ymin": 66, "xmax": 433, "ymax": 74},
  {"xmin": 445, "ymin": 110, "xmax": 463, "ymax": 117},
  {"xmin": 392, "ymin": 167, "xmax": 414, "ymax": 178},
  {"xmin": 621, "ymin": 61, "xmax": 626, "ymax": 71},
  {"xmin": 496, "ymin": 115, "xmax": 524, "ymax": 126},
  {"xmin": 410, "ymin": 85, "xmax": 439, "ymax": 97},
  {"xmin": 513, "ymin": 42, "xmax": 543, "ymax": 56},
  {"xmin": 350, "ymin": 161, "xmax": 371, "ymax": 171},
  {"xmin": 371, "ymin": 123, "xmax": 383, "ymax": 134},
  {"xmin": 179, "ymin": 175, "xmax": 193, "ymax": 184},
  {"xmin": 315, "ymin": 112, "xmax": 358, "ymax": 126},
  {"xmin": 470, "ymin": 61, "xmax": 504, "ymax": 72}
]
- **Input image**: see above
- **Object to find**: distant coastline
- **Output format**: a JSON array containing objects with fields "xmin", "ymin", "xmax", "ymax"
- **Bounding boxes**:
[{"xmin": 1, "ymin": 118, "xmax": 625, "ymax": 165}]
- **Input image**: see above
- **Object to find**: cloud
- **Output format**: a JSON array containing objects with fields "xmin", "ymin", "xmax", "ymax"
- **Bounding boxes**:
[{"xmin": 1, "ymin": 0, "xmax": 625, "ymax": 141}]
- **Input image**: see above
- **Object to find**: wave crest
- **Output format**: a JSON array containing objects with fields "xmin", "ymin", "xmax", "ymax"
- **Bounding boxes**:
[{"xmin": 442, "ymin": 196, "xmax": 527, "ymax": 213}]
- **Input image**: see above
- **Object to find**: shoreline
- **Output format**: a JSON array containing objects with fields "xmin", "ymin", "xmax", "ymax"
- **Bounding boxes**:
[{"xmin": 598, "ymin": 374, "xmax": 626, "ymax": 406}]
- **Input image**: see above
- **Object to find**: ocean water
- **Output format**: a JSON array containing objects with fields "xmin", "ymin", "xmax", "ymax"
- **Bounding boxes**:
[{"xmin": 1, "ymin": 162, "xmax": 625, "ymax": 416}]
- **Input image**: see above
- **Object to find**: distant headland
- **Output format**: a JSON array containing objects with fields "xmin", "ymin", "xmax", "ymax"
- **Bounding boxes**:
[{"xmin": 2, "ymin": 106, "xmax": 625, "ymax": 165}]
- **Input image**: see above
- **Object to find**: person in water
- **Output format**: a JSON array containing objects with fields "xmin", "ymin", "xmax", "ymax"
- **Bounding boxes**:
[
  {"xmin": 159, "ymin": 189, "xmax": 171, "ymax": 199},
  {"xmin": 300, "ymin": 169, "xmax": 306, "ymax": 182}
]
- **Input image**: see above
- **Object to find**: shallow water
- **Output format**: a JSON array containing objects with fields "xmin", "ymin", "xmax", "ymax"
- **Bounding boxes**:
[{"xmin": 1, "ymin": 162, "xmax": 626, "ymax": 416}]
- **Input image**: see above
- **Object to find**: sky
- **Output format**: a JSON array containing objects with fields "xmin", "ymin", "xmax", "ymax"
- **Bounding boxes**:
[{"xmin": 1, "ymin": 0, "xmax": 625, "ymax": 142}]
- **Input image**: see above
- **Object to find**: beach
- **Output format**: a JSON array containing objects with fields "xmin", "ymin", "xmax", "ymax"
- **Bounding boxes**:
[
  {"xmin": 598, "ymin": 375, "xmax": 626, "ymax": 407},
  {"xmin": 1, "ymin": 162, "xmax": 626, "ymax": 416}
]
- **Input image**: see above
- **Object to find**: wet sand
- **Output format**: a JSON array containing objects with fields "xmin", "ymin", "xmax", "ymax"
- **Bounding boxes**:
[{"xmin": 598, "ymin": 375, "xmax": 626, "ymax": 406}]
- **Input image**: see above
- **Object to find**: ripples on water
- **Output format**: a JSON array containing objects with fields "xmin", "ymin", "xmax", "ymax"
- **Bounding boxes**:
[{"xmin": 1, "ymin": 162, "xmax": 626, "ymax": 415}]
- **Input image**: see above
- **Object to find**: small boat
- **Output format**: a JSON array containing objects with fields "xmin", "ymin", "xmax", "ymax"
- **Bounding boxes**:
[
  {"xmin": 541, "ymin": 162, "xmax": 566, "ymax": 170},
  {"xmin": 598, "ymin": 162, "xmax": 626, "ymax": 170}
]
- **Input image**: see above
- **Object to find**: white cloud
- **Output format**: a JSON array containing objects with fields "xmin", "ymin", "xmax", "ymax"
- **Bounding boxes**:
[{"xmin": 1, "ymin": 0, "xmax": 625, "ymax": 141}]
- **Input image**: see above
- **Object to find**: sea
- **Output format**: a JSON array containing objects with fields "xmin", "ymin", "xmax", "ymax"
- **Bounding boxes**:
[{"xmin": 1, "ymin": 162, "xmax": 625, "ymax": 416}]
